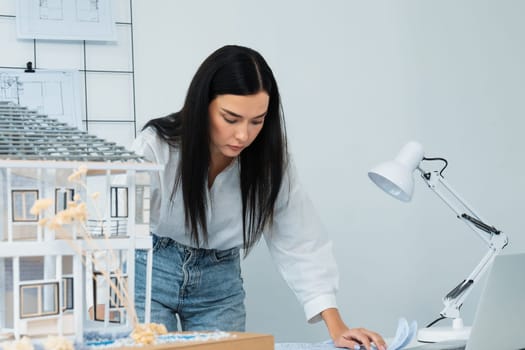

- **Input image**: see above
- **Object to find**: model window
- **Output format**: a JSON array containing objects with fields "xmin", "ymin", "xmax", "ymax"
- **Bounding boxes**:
[
  {"xmin": 20, "ymin": 282, "xmax": 59, "ymax": 318},
  {"xmin": 92, "ymin": 272, "xmax": 125, "ymax": 323},
  {"xmin": 109, "ymin": 276, "xmax": 128, "ymax": 308},
  {"xmin": 110, "ymin": 187, "xmax": 128, "ymax": 218},
  {"xmin": 62, "ymin": 276, "xmax": 74, "ymax": 311},
  {"xmin": 55, "ymin": 188, "xmax": 75, "ymax": 213},
  {"xmin": 92, "ymin": 272, "xmax": 105, "ymax": 321},
  {"xmin": 12, "ymin": 190, "xmax": 39, "ymax": 222}
]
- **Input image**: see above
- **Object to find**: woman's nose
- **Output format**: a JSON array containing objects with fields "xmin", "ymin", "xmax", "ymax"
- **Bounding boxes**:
[{"xmin": 235, "ymin": 123, "xmax": 249, "ymax": 142}]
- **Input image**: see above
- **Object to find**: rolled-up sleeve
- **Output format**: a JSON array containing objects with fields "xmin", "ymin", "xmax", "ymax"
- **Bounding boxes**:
[{"xmin": 263, "ymin": 160, "xmax": 339, "ymax": 324}]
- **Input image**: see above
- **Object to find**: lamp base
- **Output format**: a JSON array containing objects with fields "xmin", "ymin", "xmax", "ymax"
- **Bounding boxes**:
[{"xmin": 417, "ymin": 319, "xmax": 471, "ymax": 343}]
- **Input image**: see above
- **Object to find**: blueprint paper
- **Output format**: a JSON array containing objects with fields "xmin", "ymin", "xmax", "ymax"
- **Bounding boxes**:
[
  {"xmin": 387, "ymin": 318, "xmax": 418, "ymax": 350},
  {"xmin": 275, "ymin": 317, "xmax": 417, "ymax": 350},
  {"xmin": 395, "ymin": 319, "xmax": 417, "ymax": 350},
  {"xmin": 276, "ymin": 342, "xmax": 335, "ymax": 350}
]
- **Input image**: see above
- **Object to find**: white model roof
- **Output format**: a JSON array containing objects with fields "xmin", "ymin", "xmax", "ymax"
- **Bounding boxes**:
[
  {"xmin": 0, "ymin": 102, "xmax": 161, "ymax": 171},
  {"xmin": 0, "ymin": 101, "xmax": 142, "ymax": 162}
]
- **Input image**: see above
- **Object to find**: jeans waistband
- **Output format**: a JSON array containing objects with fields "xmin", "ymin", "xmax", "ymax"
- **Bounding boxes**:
[{"xmin": 151, "ymin": 233, "xmax": 239, "ymax": 255}]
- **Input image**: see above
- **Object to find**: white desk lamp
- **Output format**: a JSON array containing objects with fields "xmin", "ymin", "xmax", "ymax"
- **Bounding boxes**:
[{"xmin": 368, "ymin": 141, "xmax": 508, "ymax": 343}]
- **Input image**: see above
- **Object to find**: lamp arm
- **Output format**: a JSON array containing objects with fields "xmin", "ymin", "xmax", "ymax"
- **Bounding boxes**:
[
  {"xmin": 440, "ymin": 249, "xmax": 501, "ymax": 319},
  {"xmin": 416, "ymin": 168, "xmax": 509, "ymax": 320}
]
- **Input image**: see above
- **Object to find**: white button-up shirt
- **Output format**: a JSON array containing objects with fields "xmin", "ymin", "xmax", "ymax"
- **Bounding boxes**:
[{"xmin": 132, "ymin": 127, "xmax": 339, "ymax": 323}]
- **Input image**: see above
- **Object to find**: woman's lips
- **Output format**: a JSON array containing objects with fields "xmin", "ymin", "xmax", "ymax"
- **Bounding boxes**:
[{"xmin": 228, "ymin": 145, "xmax": 243, "ymax": 152}]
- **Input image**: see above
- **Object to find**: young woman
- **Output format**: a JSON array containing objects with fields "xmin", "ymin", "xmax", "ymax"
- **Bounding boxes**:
[{"xmin": 133, "ymin": 45, "xmax": 386, "ymax": 350}]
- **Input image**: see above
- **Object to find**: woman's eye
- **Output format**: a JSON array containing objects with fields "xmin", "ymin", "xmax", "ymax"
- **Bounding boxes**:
[
  {"xmin": 223, "ymin": 116, "xmax": 236, "ymax": 124},
  {"xmin": 252, "ymin": 120, "xmax": 264, "ymax": 125}
]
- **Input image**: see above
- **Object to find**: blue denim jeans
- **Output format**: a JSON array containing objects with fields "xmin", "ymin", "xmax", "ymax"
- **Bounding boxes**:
[{"xmin": 135, "ymin": 234, "xmax": 246, "ymax": 331}]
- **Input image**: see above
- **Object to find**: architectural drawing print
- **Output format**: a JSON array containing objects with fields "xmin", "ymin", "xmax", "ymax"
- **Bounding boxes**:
[{"xmin": 0, "ymin": 69, "xmax": 81, "ymax": 129}]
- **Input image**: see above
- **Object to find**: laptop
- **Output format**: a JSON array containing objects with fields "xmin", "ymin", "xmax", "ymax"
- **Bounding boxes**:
[{"xmin": 412, "ymin": 252, "xmax": 525, "ymax": 350}]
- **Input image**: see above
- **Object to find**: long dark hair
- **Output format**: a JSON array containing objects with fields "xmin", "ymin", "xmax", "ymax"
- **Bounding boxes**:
[{"xmin": 144, "ymin": 45, "xmax": 287, "ymax": 254}]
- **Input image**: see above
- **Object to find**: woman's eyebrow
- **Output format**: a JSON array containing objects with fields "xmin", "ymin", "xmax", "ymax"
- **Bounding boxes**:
[{"xmin": 221, "ymin": 108, "xmax": 267, "ymax": 119}]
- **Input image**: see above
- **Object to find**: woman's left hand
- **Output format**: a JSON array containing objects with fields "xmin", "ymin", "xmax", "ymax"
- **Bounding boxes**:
[
  {"xmin": 332, "ymin": 327, "xmax": 387, "ymax": 350},
  {"xmin": 321, "ymin": 308, "xmax": 387, "ymax": 350}
]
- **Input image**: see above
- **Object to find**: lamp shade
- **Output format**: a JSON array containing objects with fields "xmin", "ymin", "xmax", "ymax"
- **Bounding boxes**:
[{"xmin": 368, "ymin": 141, "xmax": 424, "ymax": 202}]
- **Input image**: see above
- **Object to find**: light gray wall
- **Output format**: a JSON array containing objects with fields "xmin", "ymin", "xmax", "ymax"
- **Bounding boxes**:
[{"xmin": 132, "ymin": 0, "xmax": 525, "ymax": 342}]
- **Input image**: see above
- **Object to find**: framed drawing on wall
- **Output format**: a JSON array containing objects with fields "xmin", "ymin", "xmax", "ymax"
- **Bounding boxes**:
[
  {"xmin": 0, "ymin": 68, "xmax": 82, "ymax": 129},
  {"xmin": 16, "ymin": 0, "xmax": 117, "ymax": 41}
]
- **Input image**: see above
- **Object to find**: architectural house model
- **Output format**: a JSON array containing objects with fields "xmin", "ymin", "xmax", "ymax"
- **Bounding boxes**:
[{"xmin": 0, "ymin": 101, "xmax": 160, "ymax": 343}]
